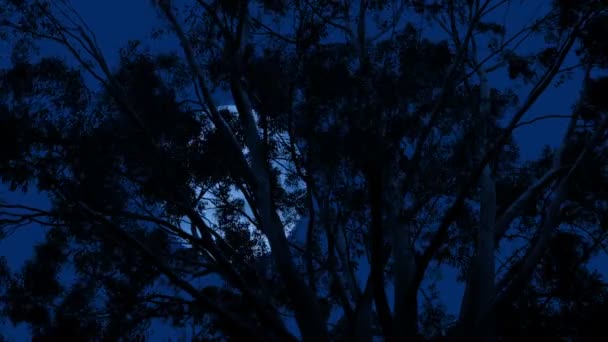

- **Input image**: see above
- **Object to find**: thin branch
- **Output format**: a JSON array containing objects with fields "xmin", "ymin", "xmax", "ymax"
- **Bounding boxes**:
[
  {"xmin": 64, "ymin": 194, "xmax": 271, "ymax": 341},
  {"xmin": 414, "ymin": 11, "xmax": 585, "ymax": 307},
  {"xmin": 514, "ymin": 115, "xmax": 574, "ymax": 128}
]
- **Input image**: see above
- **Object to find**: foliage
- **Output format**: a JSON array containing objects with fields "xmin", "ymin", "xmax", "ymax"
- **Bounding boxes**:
[{"xmin": 0, "ymin": 0, "xmax": 607, "ymax": 341}]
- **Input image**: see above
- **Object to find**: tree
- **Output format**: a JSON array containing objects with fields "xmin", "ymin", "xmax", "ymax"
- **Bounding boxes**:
[{"xmin": 0, "ymin": 0, "xmax": 607, "ymax": 341}]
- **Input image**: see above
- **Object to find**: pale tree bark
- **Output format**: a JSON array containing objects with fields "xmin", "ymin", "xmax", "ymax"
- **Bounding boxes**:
[
  {"xmin": 493, "ymin": 167, "xmax": 566, "ymax": 243},
  {"xmin": 451, "ymin": 60, "xmax": 602, "ymax": 342},
  {"xmin": 393, "ymin": 2, "xmax": 494, "ymax": 338},
  {"xmin": 156, "ymin": 1, "xmax": 329, "ymax": 340},
  {"xmin": 459, "ymin": 165, "xmax": 496, "ymax": 342},
  {"xmin": 454, "ymin": 12, "xmax": 586, "ymax": 339},
  {"xmin": 493, "ymin": 111, "xmax": 608, "ymax": 307},
  {"xmin": 3, "ymin": 2, "xmax": 302, "ymax": 338},
  {"xmin": 231, "ymin": 78, "xmax": 329, "ymax": 341},
  {"xmin": 416, "ymin": 10, "xmax": 586, "ymax": 334},
  {"xmin": 458, "ymin": 38, "xmax": 498, "ymax": 339}
]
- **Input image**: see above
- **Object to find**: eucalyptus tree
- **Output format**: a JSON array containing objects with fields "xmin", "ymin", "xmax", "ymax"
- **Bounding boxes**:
[{"xmin": 0, "ymin": 0, "xmax": 607, "ymax": 341}]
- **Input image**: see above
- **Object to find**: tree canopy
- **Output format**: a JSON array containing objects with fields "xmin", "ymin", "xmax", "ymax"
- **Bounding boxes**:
[{"xmin": 1, "ymin": 0, "xmax": 607, "ymax": 341}]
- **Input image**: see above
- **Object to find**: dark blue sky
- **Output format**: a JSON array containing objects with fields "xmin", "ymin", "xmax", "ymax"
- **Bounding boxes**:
[{"xmin": 0, "ymin": 1, "xmax": 605, "ymax": 340}]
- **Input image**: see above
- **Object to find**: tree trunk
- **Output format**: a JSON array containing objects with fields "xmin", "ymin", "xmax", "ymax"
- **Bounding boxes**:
[
  {"xmin": 392, "ymin": 222, "xmax": 418, "ymax": 340},
  {"xmin": 459, "ymin": 68, "xmax": 496, "ymax": 342}
]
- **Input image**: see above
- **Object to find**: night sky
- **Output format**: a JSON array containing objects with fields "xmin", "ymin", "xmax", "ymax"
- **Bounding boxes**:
[{"xmin": 0, "ymin": 1, "xmax": 605, "ymax": 340}]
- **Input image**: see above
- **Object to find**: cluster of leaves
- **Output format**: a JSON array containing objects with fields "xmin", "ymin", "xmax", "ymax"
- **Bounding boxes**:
[
  {"xmin": 0, "ymin": 48, "xmax": 244, "ymax": 339},
  {"xmin": 0, "ymin": 0, "xmax": 607, "ymax": 341}
]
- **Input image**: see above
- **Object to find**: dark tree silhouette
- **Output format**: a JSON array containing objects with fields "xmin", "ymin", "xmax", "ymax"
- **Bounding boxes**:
[{"xmin": 1, "ymin": 0, "xmax": 607, "ymax": 341}]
